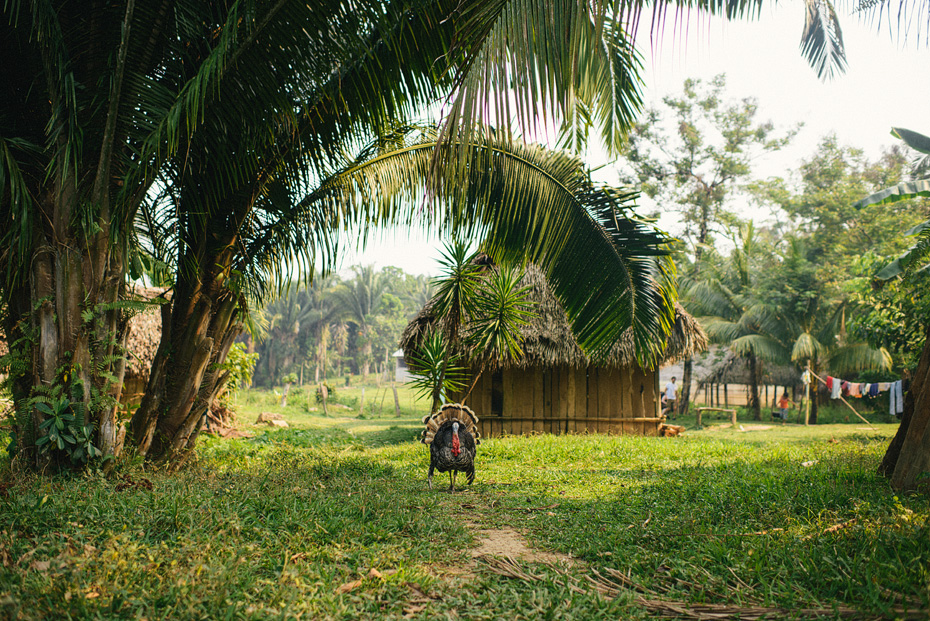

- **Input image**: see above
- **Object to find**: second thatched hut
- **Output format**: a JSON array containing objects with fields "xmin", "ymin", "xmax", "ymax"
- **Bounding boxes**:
[{"xmin": 400, "ymin": 264, "xmax": 707, "ymax": 438}]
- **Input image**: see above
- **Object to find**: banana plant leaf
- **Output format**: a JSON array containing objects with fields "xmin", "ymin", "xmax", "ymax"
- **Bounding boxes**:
[{"xmin": 853, "ymin": 179, "xmax": 930, "ymax": 209}]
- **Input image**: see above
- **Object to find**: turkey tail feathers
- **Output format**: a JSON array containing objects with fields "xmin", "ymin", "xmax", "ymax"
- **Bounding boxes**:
[{"xmin": 420, "ymin": 403, "xmax": 480, "ymax": 444}]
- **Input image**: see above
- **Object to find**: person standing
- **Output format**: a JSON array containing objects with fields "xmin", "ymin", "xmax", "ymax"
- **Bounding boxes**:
[
  {"xmin": 776, "ymin": 392, "xmax": 792, "ymax": 421},
  {"xmin": 663, "ymin": 376, "xmax": 678, "ymax": 418}
]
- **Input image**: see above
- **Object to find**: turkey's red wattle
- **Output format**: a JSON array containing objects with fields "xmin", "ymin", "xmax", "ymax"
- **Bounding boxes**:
[{"xmin": 451, "ymin": 433, "xmax": 461, "ymax": 456}]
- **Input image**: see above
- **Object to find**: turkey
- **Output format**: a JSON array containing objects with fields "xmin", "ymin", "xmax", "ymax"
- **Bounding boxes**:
[{"xmin": 421, "ymin": 404, "xmax": 480, "ymax": 492}]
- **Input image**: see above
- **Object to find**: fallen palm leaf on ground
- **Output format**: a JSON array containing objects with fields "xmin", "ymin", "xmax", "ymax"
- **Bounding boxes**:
[{"xmin": 477, "ymin": 555, "xmax": 925, "ymax": 620}]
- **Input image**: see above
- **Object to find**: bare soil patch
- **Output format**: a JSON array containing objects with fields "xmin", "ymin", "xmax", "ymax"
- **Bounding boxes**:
[{"xmin": 470, "ymin": 527, "xmax": 572, "ymax": 565}]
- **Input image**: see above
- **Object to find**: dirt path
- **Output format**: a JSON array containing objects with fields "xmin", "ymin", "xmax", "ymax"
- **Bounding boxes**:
[{"xmin": 469, "ymin": 526, "xmax": 572, "ymax": 564}]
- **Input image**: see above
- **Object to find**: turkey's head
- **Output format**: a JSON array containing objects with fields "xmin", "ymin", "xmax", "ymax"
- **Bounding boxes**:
[{"xmin": 451, "ymin": 421, "xmax": 461, "ymax": 456}]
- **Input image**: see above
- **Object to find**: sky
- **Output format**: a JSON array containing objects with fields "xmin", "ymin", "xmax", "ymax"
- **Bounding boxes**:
[{"xmin": 335, "ymin": 3, "xmax": 930, "ymax": 277}]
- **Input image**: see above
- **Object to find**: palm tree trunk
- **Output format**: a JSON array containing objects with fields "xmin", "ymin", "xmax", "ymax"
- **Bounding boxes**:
[
  {"xmin": 6, "ymin": 185, "xmax": 128, "ymax": 471},
  {"xmin": 883, "ymin": 325, "xmax": 930, "ymax": 490},
  {"xmin": 749, "ymin": 355, "xmax": 762, "ymax": 421},
  {"xmin": 809, "ymin": 362, "xmax": 820, "ymax": 425},
  {"xmin": 680, "ymin": 357, "xmax": 694, "ymax": 417},
  {"xmin": 130, "ymin": 270, "xmax": 243, "ymax": 466}
]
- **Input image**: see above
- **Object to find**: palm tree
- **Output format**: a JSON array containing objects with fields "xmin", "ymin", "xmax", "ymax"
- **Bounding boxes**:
[
  {"xmin": 688, "ymin": 223, "xmax": 785, "ymax": 420},
  {"xmin": 763, "ymin": 237, "xmax": 890, "ymax": 424},
  {"xmin": 333, "ymin": 266, "xmax": 390, "ymax": 379},
  {"xmin": 405, "ymin": 275, "xmax": 435, "ymax": 316}
]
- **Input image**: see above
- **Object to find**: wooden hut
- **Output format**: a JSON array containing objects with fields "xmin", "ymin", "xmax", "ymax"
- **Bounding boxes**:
[
  {"xmin": 400, "ymin": 265, "xmax": 707, "ymax": 437},
  {"xmin": 697, "ymin": 351, "xmax": 801, "ymax": 410}
]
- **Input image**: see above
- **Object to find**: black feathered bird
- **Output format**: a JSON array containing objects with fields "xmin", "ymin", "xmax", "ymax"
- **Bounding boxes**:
[{"xmin": 421, "ymin": 404, "xmax": 480, "ymax": 492}]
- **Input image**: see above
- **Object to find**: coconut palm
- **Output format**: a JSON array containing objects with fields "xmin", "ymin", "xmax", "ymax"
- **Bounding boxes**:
[
  {"xmin": 123, "ymin": 0, "xmax": 663, "ymax": 464},
  {"xmin": 688, "ymin": 223, "xmax": 785, "ymax": 420},
  {"xmin": 332, "ymin": 266, "xmax": 391, "ymax": 379},
  {"xmin": 761, "ymin": 237, "xmax": 891, "ymax": 424}
]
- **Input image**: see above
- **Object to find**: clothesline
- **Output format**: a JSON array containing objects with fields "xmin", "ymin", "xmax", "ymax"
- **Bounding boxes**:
[
  {"xmin": 822, "ymin": 374, "xmax": 905, "ymax": 417},
  {"xmin": 806, "ymin": 369, "xmax": 877, "ymax": 430}
]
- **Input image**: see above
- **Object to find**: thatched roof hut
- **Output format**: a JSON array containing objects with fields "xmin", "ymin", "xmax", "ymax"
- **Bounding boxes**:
[
  {"xmin": 698, "ymin": 351, "xmax": 800, "ymax": 387},
  {"xmin": 401, "ymin": 264, "xmax": 707, "ymax": 437}
]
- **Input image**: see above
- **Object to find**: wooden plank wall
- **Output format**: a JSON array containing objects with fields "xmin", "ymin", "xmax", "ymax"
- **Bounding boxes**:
[{"xmin": 474, "ymin": 364, "xmax": 662, "ymax": 438}]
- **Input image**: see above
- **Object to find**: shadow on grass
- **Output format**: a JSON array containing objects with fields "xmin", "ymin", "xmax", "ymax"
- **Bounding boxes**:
[{"xmin": 460, "ymin": 436, "xmax": 928, "ymax": 618}]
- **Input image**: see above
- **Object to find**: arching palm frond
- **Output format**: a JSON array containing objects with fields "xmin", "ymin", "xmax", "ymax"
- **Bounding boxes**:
[
  {"xmin": 699, "ymin": 317, "xmax": 746, "ymax": 343},
  {"xmin": 791, "ymin": 331, "xmax": 825, "ymax": 362},
  {"xmin": 800, "ymin": 0, "xmax": 847, "ymax": 81},
  {"xmin": 263, "ymin": 128, "xmax": 675, "ymax": 359},
  {"xmin": 686, "ymin": 279, "xmax": 740, "ymax": 318},
  {"xmin": 829, "ymin": 343, "xmax": 893, "ymax": 375},
  {"xmin": 854, "ymin": 129, "xmax": 930, "ymax": 280},
  {"xmin": 730, "ymin": 334, "xmax": 788, "ymax": 363},
  {"xmin": 437, "ymin": 0, "xmax": 643, "ymax": 183}
]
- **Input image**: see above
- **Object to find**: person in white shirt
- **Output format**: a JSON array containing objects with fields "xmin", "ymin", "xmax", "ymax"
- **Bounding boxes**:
[{"xmin": 662, "ymin": 376, "xmax": 678, "ymax": 418}]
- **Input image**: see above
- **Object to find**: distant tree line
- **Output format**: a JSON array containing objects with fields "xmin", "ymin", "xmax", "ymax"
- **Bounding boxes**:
[{"xmin": 247, "ymin": 267, "xmax": 432, "ymax": 388}]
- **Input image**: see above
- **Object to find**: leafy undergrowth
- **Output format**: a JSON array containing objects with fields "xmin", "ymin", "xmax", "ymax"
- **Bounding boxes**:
[{"xmin": 0, "ymin": 420, "xmax": 927, "ymax": 620}]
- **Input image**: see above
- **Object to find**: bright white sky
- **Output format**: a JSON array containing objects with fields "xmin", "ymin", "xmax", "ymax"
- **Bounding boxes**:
[{"xmin": 336, "ymin": 3, "xmax": 930, "ymax": 277}]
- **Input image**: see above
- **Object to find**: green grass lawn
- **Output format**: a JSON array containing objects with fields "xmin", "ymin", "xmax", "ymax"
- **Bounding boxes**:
[{"xmin": 1, "ymin": 387, "xmax": 927, "ymax": 620}]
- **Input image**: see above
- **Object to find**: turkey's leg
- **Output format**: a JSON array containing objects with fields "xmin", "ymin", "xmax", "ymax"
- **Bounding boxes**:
[
  {"xmin": 449, "ymin": 471, "xmax": 457, "ymax": 493},
  {"xmin": 428, "ymin": 464, "xmax": 434, "ymax": 489}
]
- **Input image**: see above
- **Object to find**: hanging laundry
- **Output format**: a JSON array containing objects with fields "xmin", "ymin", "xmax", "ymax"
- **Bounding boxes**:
[
  {"xmin": 850, "ymin": 383, "xmax": 862, "ymax": 398},
  {"xmin": 826, "ymin": 376, "xmax": 834, "ymax": 391},
  {"xmin": 894, "ymin": 380, "xmax": 905, "ymax": 415},
  {"xmin": 879, "ymin": 382, "xmax": 892, "ymax": 392},
  {"xmin": 890, "ymin": 381, "xmax": 898, "ymax": 415},
  {"xmin": 868, "ymin": 383, "xmax": 879, "ymax": 398},
  {"xmin": 831, "ymin": 378, "xmax": 842, "ymax": 399}
]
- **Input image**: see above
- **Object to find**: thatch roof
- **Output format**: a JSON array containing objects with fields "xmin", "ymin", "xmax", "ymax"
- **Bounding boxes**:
[
  {"xmin": 698, "ymin": 350, "xmax": 801, "ymax": 387},
  {"xmin": 400, "ymin": 263, "xmax": 706, "ymax": 371},
  {"xmin": 123, "ymin": 289, "xmax": 168, "ymax": 376}
]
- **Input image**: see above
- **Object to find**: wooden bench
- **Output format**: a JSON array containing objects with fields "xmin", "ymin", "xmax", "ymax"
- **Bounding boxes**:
[{"xmin": 697, "ymin": 407, "xmax": 737, "ymax": 427}]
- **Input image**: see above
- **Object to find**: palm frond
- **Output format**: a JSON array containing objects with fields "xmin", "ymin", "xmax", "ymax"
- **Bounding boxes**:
[
  {"xmin": 800, "ymin": 0, "xmax": 848, "ymax": 81},
  {"xmin": 685, "ymin": 279, "xmax": 739, "ymax": 318},
  {"xmin": 699, "ymin": 317, "xmax": 746, "ymax": 343},
  {"xmin": 730, "ymin": 334, "xmax": 788, "ymax": 363},
  {"xmin": 791, "ymin": 332, "xmax": 825, "ymax": 362},
  {"xmin": 436, "ymin": 0, "xmax": 642, "ymax": 183},
  {"xmin": 828, "ymin": 343, "xmax": 892, "ymax": 375},
  {"xmin": 285, "ymin": 128, "xmax": 674, "ymax": 358}
]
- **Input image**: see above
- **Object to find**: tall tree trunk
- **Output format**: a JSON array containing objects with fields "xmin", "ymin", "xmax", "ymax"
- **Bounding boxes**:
[
  {"xmin": 6, "ymin": 187, "xmax": 128, "ymax": 471},
  {"xmin": 748, "ymin": 354, "xmax": 762, "ymax": 421},
  {"xmin": 130, "ymin": 269, "xmax": 243, "ymax": 466},
  {"xmin": 882, "ymin": 325, "xmax": 930, "ymax": 490},
  {"xmin": 809, "ymin": 363, "xmax": 820, "ymax": 425},
  {"xmin": 679, "ymin": 357, "xmax": 694, "ymax": 417}
]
